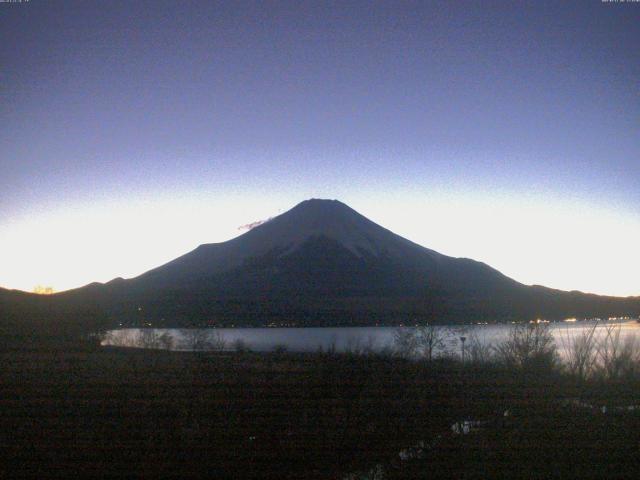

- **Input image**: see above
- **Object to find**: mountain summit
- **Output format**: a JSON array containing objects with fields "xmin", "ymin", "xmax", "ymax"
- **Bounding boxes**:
[{"xmin": 137, "ymin": 198, "xmax": 446, "ymax": 289}]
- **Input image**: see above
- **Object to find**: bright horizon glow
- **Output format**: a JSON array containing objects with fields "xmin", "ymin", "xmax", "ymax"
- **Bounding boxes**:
[{"xmin": 1, "ymin": 191, "xmax": 638, "ymax": 297}]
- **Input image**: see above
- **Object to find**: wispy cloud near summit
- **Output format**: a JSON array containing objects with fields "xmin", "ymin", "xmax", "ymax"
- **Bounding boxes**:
[{"xmin": 238, "ymin": 217, "xmax": 273, "ymax": 232}]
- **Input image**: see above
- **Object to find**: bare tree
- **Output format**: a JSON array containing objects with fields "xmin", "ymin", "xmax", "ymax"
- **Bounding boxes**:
[
  {"xmin": 138, "ymin": 329, "xmax": 161, "ymax": 349},
  {"xmin": 415, "ymin": 325, "xmax": 446, "ymax": 361},
  {"xmin": 345, "ymin": 335, "xmax": 377, "ymax": 356},
  {"xmin": 466, "ymin": 332, "xmax": 494, "ymax": 364},
  {"xmin": 393, "ymin": 327, "xmax": 418, "ymax": 358},
  {"xmin": 103, "ymin": 329, "xmax": 136, "ymax": 348},
  {"xmin": 595, "ymin": 324, "xmax": 639, "ymax": 381},
  {"xmin": 495, "ymin": 323, "xmax": 557, "ymax": 371},
  {"xmin": 158, "ymin": 331, "xmax": 175, "ymax": 350},
  {"xmin": 209, "ymin": 330, "xmax": 227, "ymax": 351},
  {"xmin": 232, "ymin": 338, "xmax": 251, "ymax": 352},
  {"xmin": 181, "ymin": 329, "xmax": 212, "ymax": 351},
  {"xmin": 560, "ymin": 322, "xmax": 599, "ymax": 381}
]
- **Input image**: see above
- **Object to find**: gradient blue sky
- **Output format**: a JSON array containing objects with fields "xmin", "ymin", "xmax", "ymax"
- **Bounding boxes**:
[{"xmin": 1, "ymin": 1, "xmax": 639, "ymax": 296}]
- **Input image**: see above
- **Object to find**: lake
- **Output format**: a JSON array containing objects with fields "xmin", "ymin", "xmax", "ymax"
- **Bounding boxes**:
[{"xmin": 103, "ymin": 319, "xmax": 640, "ymax": 358}]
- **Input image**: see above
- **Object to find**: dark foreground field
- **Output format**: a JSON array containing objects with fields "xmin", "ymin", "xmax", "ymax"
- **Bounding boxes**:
[{"xmin": 1, "ymin": 347, "xmax": 640, "ymax": 479}]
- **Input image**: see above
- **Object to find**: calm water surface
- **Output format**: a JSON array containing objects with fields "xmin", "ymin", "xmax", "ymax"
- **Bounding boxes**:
[{"xmin": 103, "ymin": 320, "xmax": 640, "ymax": 356}]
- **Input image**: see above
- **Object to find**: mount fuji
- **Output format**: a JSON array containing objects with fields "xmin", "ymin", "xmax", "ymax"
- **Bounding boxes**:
[{"xmin": 2, "ymin": 199, "xmax": 639, "ymax": 332}]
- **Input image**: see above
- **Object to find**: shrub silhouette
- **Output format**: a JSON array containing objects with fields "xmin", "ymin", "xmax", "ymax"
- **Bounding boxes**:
[{"xmin": 495, "ymin": 323, "xmax": 558, "ymax": 372}]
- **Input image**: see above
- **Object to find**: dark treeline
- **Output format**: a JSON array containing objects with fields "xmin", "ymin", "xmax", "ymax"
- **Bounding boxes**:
[
  {"xmin": 5, "ymin": 287, "xmax": 637, "ymax": 332},
  {"xmin": 1, "ymin": 285, "xmax": 639, "ymax": 347},
  {"xmin": 0, "ymin": 288, "xmax": 109, "ymax": 348}
]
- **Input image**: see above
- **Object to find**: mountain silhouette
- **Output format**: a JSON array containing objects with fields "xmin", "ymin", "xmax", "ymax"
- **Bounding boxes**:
[
  {"xmin": 2, "ymin": 199, "xmax": 639, "ymax": 334},
  {"xmin": 134, "ymin": 199, "xmax": 512, "ymax": 292}
]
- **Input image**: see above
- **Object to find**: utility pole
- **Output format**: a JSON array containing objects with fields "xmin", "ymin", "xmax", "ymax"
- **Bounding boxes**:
[{"xmin": 460, "ymin": 335, "xmax": 467, "ymax": 419}]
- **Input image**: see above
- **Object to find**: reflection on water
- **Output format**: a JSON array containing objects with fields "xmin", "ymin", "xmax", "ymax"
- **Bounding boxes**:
[{"xmin": 103, "ymin": 320, "xmax": 640, "ymax": 359}]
